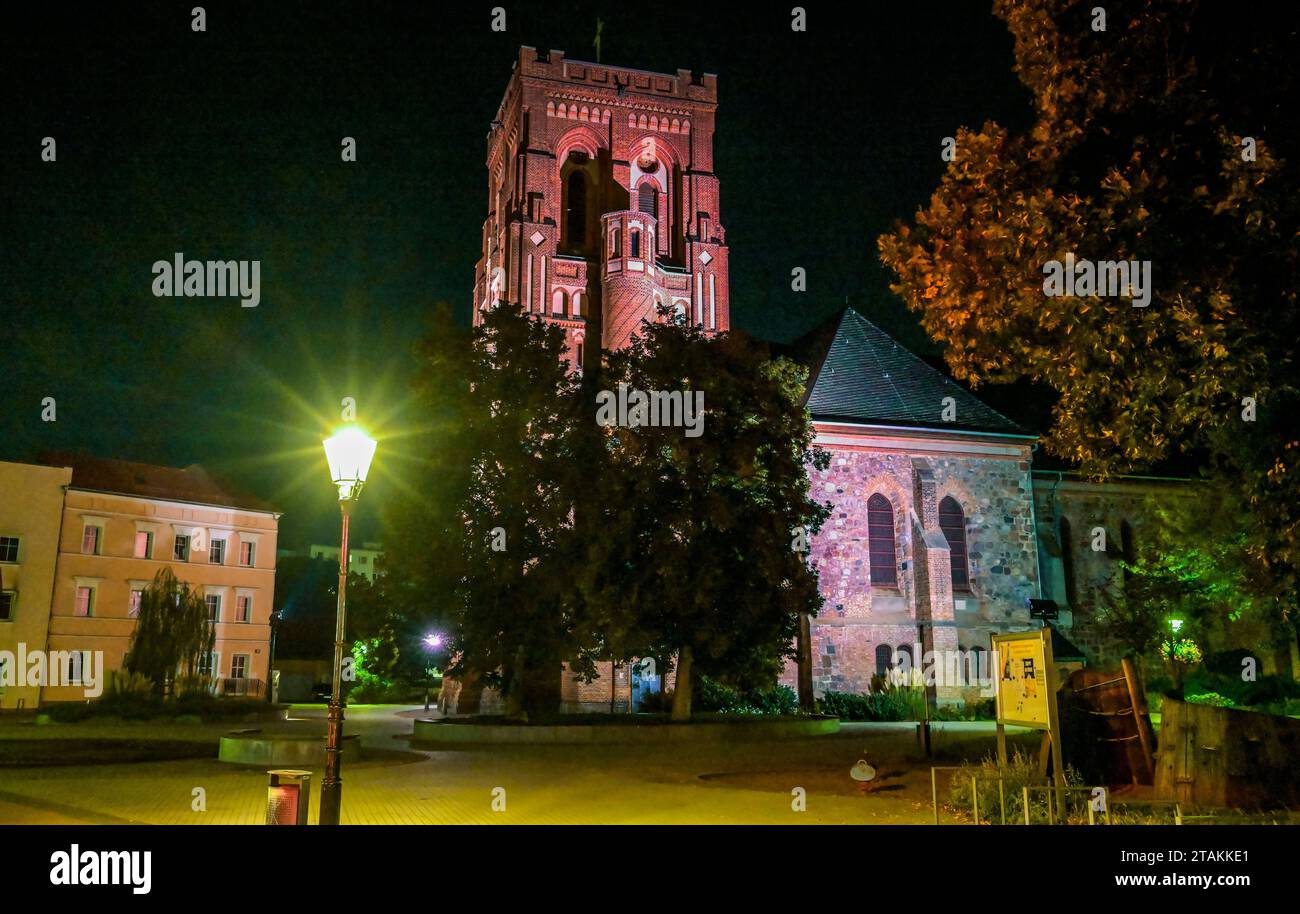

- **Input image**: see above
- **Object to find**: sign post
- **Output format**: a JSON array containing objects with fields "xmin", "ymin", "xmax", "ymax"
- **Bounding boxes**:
[{"xmin": 992, "ymin": 628, "xmax": 1066, "ymax": 819}]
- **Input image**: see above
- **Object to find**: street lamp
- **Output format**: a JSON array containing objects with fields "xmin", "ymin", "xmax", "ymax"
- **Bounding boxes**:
[
  {"xmin": 422, "ymin": 633, "xmax": 443, "ymax": 711},
  {"xmin": 319, "ymin": 425, "xmax": 377, "ymax": 826}
]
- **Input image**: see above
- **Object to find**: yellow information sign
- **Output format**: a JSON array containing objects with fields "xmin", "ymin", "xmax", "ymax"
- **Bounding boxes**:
[
  {"xmin": 994, "ymin": 632, "xmax": 1050, "ymax": 728},
  {"xmin": 991, "ymin": 628, "xmax": 1067, "ymax": 802}
]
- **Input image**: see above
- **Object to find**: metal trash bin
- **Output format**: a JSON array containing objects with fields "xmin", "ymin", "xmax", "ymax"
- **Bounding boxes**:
[{"xmin": 266, "ymin": 769, "xmax": 313, "ymax": 825}]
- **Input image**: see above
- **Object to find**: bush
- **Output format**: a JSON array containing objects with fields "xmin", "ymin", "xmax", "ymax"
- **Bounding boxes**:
[
  {"xmin": 1180, "ymin": 669, "xmax": 1300, "ymax": 707},
  {"xmin": 818, "ymin": 685, "xmax": 926, "ymax": 721},
  {"xmin": 630, "ymin": 679, "xmax": 799, "ymax": 716},
  {"xmin": 1185, "ymin": 691, "xmax": 1236, "ymax": 708},
  {"xmin": 344, "ymin": 679, "xmax": 428, "ymax": 705},
  {"xmin": 932, "ymin": 697, "xmax": 997, "ymax": 721}
]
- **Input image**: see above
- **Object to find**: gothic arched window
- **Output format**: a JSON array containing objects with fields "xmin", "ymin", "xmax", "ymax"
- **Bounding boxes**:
[
  {"xmin": 867, "ymin": 493, "xmax": 897, "ymax": 587},
  {"xmin": 630, "ymin": 228, "xmax": 642, "ymax": 258},
  {"xmin": 638, "ymin": 182, "xmax": 658, "ymax": 220},
  {"xmin": 552, "ymin": 289, "xmax": 567, "ymax": 315},
  {"xmin": 939, "ymin": 496, "xmax": 970, "ymax": 590},
  {"xmin": 874, "ymin": 644, "xmax": 893, "ymax": 677},
  {"xmin": 565, "ymin": 170, "xmax": 588, "ymax": 248}
]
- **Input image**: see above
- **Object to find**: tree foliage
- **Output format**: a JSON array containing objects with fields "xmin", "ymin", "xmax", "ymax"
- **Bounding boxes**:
[
  {"xmin": 1096, "ymin": 485, "xmax": 1293, "ymax": 659},
  {"xmin": 125, "ymin": 567, "xmax": 215, "ymax": 695},
  {"xmin": 579, "ymin": 314, "xmax": 830, "ymax": 720},
  {"xmin": 384, "ymin": 302, "xmax": 591, "ymax": 720},
  {"xmin": 878, "ymin": 1, "xmax": 1300, "ymax": 607}
]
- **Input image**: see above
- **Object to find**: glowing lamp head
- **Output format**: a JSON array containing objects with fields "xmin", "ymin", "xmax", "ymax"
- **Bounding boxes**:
[
  {"xmin": 424, "ymin": 634, "xmax": 443, "ymax": 650},
  {"xmin": 1168, "ymin": 617, "xmax": 1184, "ymax": 634},
  {"xmin": 323, "ymin": 426, "xmax": 377, "ymax": 501}
]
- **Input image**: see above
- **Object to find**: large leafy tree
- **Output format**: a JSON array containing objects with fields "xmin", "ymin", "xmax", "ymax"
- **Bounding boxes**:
[
  {"xmin": 580, "ymin": 317, "xmax": 830, "ymax": 720},
  {"xmin": 384, "ymin": 302, "xmax": 591, "ymax": 720},
  {"xmin": 879, "ymin": 1, "xmax": 1299, "ymax": 617},
  {"xmin": 125, "ymin": 567, "xmax": 216, "ymax": 696}
]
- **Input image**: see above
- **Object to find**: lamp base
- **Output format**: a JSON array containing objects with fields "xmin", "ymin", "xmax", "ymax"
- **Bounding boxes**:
[{"xmin": 319, "ymin": 782, "xmax": 342, "ymax": 826}]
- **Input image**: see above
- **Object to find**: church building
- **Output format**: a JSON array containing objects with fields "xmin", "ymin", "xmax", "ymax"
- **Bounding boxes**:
[
  {"xmin": 450, "ymin": 49, "xmax": 1287, "ymax": 715},
  {"xmin": 474, "ymin": 47, "xmax": 730, "ymax": 373}
]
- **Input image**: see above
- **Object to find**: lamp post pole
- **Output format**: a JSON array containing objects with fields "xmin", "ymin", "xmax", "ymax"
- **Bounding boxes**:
[{"xmin": 319, "ymin": 496, "xmax": 353, "ymax": 826}]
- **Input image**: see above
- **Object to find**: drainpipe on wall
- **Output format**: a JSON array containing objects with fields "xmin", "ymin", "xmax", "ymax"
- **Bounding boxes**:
[
  {"xmin": 38, "ymin": 484, "xmax": 72, "ymax": 709},
  {"xmin": 1028, "ymin": 444, "xmax": 1044, "ymax": 601}
]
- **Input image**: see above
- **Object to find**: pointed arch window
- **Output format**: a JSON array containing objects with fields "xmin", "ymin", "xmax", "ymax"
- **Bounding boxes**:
[
  {"xmin": 939, "ymin": 496, "xmax": 970, "ymax": 590},
  {"xmin": 565, "ymin": 169, "xmax": 588, "ymax": 248},
  {"xmin": 638, "ymin": 182, "xmax": 658, "ymax": 220},
  {"xmin": 630, "ymin": 228, "xmax": 642, "ymax": 258},
  {"xmin": 867, "ymin": 493, "xmax": 897, "ymax": 587},
  {"xmin": 874, "ymin": 644, "xmax": 893, "ymax": 677}
]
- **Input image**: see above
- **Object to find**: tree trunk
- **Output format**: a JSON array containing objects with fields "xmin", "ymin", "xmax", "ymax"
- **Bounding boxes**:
[
  {"xmin": 503, "ymin": 648, "xmax": 528, "ymax": 722},
  {"xmin": 671, "ymin": 646, "xmax": 694, "ymax": 722},
  {"xmin": 796, "ymin": 613, "xmax": 814, "ymax": 712}
]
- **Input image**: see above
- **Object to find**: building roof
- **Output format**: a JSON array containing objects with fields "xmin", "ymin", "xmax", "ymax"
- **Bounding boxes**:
[
  {"xmin": 787, "ymin": 308, "xmax": 1032, "ymax": 437},
  {"xmin": 40, "ymin": 452, "xmax": 277, "ymax": 513}
]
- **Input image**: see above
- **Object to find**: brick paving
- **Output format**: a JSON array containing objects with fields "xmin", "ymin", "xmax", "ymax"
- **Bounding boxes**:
[{"xmin": 0, "ymin": 707, "xmax": 1000, "ymax": 825}]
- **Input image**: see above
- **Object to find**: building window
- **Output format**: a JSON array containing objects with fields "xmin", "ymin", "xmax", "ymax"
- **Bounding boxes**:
[
  {"xmin": 75, "ymin": 585, "xmax": 95, "ymax": 617},
  {"xmin": 0, "ymin": 591, "xmax": 15, "ymax": 622},
  {"xmin": 610, "ymin": 227, "xmax": 621, "ymax": 257},
  {"xmin": 134, "ymin": 530, "xmax": 153, "ymax": 559},
  {"xmin": 209, "ymin": 538, "xmax": 225, "ymax": 565},
  {"xmin": 197, "ymin": 652, "xmax": 216, "ymax": 678},
  {"xmin": 128, "ymin": 589, "xmax": 144, "ymax": 618},
  {"xmin": 894, "ymin": 644, "xmax": 914, "ymax": 677},
  {"xmin": 564, "ymin": 169, "xmax": 588, "ymax": 248},
  {"xmin": 205, "ymin": 594, "xmax": 221, "ymax": 623},
  {"xmin": 240, "ymin": 541, "xmax": 256, "ymax": 567},
  {"xmin": 630, "ymin": 229, "xmax": 641, "ymax": 258},
  {"xmin": 174, "ymin": 534, "xmax": 190, "ymax": 562},
  {"xmin": 866, "ymin": 493, "xmax": 897, "ymax": 587},
  {"xmin": 230, "ymin": 654, "xmax": 249, "ymax": 680},
  {"xmin": 638, "ymin": 182, "xmax": 658, "ymax": 220},
  {"xmin": 81, "ymin": 524, "xmax": 102, "ymax": 555},
  {"xmin": 874, "ymin": 644, "xmax": 893, "ymax": 677},
  {"xmin": 552, "ymin": 288, "xmax": 567, "ymax": 315},
  {"xmin": 64, "ymin": 651, "xmax": 86, "ymax": 686},
  {"xmin": 939, "ymin": 496, "xmax": 970, "ymax": 590},
  {"xmin": 236, "ymin": 594, "xmax": 252, "ymax": 623},
  {"xmin": 0, "ymin": 536, "xmax": 20, "ymax": 563}
]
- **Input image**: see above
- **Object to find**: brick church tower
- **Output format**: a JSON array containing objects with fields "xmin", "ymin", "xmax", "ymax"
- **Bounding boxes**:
[{"xmin": 473, "ymin": 48, "xmax": 730, "ymax": 370}]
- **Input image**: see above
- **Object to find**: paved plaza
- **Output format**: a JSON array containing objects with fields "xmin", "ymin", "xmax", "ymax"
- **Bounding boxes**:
[{"xmin": 0, "ymin": 707, "xmax": 1015, "ymax": 825}]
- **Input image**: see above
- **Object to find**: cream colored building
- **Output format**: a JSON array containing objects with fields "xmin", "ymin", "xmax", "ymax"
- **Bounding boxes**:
[
  {"xmin": 3, "ymin": 455, "xmax": 280, "ymax": 704},
  {"xmin": 308, "ymin": 541, "xmax": 383, "ymax": 583},
  {"xmin": 0, "ymin": 461, "xmax": 75, "ymax": 709}
]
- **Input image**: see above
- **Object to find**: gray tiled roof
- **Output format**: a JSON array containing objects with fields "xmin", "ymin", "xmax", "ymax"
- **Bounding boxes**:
[{"xmin": 794, "ymin": 309, "xmax": 1031, "ymax": 436}]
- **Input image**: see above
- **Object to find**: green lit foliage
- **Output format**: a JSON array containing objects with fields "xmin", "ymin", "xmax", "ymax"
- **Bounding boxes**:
[
  {"xmin": 1095, "ymin": 485, "xmax": 1292, "ymax": 661},
  {"xmin": 878, "ymin": 1, "xmax": 1300, "ymax": 604}
]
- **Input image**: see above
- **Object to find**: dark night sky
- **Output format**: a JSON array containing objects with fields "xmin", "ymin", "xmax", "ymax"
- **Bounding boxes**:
[{"xmin": 2, "ymin": 1, "xmax": 1032, "ymax": 547}]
